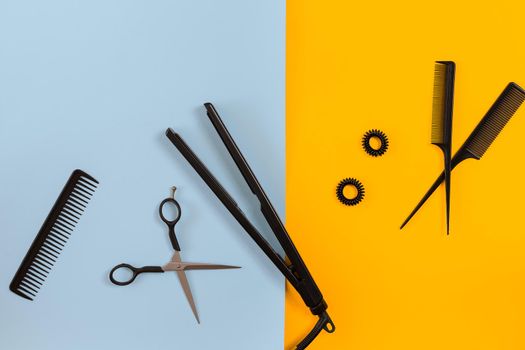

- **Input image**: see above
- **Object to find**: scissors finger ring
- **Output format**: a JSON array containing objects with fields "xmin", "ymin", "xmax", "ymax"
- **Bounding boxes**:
[{"xmin": 109, "ymin": 263, "xmax": 163, "ymax": 286}]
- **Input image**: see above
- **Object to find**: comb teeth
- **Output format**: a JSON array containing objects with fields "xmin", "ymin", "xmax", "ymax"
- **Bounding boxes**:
[
  {"xmin": 9, "ymin": 169, "xmax": 98, "ymax": 300},
  {"xmin": 431, "ymin": 63, "xmax": 447, "ymax": 144},
  {"xmin": 431, "ymin": 61, "xmax": 455, "ymax": 145},
  {"xmin": 464, "ymin": 82, "xmax": 525, "ymax": 159}
]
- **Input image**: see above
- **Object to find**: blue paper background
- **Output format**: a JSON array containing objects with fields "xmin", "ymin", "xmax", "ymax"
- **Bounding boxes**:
[{"xmin": 0, "ymin": 1, "xmax": 285, "ymax": 349}]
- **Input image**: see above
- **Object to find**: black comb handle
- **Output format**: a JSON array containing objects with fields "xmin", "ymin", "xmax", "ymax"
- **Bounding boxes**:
[
  {"xmin": 402, "ymin": 166, "xmax": 445, "ymax": 229},
  {"xmin": 400, "ymin": 150, "xmax": 476, "ymax": 229}
]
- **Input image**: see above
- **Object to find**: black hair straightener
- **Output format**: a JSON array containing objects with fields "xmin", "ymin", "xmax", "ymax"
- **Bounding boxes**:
[{"xmin": 166, "ymin": 103, "xmax": 334, "ymax": 350}]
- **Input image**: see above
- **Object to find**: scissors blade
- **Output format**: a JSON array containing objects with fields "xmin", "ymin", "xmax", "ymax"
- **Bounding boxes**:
[
  {"xmin": 176, "ymin": 269, "xmax": 200, "ymax": 324},
  {"xmin": 169, "ymin": 251, "xmax": 200, "ymax": 324},
  {"xmin": 182, "ymin": 262, "xmax": 241, "ymax": 271}
]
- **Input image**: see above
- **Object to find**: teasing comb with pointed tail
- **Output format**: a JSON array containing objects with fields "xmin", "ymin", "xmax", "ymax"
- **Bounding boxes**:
[
  {"xmin": 431, "ymin": 61, "xmax": 455, "ymax": 234},
  {"xmin": 401, "ymin": 82, "xmax": 525, "ymax": 230}
]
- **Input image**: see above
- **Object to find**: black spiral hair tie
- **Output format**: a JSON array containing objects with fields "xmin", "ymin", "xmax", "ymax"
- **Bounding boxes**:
[
  {"xmin": 336, "ymin": 178, "xmax": 365, "ymax": 206},
  {"xmin": 362, "ymin": 129, "xmax": 389, "ymax": 157}
]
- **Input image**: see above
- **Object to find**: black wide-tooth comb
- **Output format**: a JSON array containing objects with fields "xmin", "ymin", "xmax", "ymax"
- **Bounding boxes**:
[
  {"xmin": 401, "ymin": 82, "xmax": 525, "ymax": 229},
  {"xmin": 9, "ymin": 169, "xmax": 98, "ymax": 300},
  {"xmin": 431, "ymin": 61, "xmax": 455, "ymax": 234}
]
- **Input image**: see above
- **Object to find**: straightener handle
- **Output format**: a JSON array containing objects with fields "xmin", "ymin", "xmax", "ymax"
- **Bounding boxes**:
[{"xmin": 296, "ymin": 311, "xmax": 335, "ymax": 350}]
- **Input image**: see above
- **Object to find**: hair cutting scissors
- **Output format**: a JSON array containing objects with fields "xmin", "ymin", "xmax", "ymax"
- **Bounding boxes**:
[{"xmin": 109, "ymin": 187, "xmax": 240, "ymax": 323}]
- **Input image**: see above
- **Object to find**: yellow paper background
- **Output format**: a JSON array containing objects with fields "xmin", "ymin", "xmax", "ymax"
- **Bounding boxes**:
[{"xmin": 285, "ymin": 1, "xmax": 525, "ymax": 349}]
